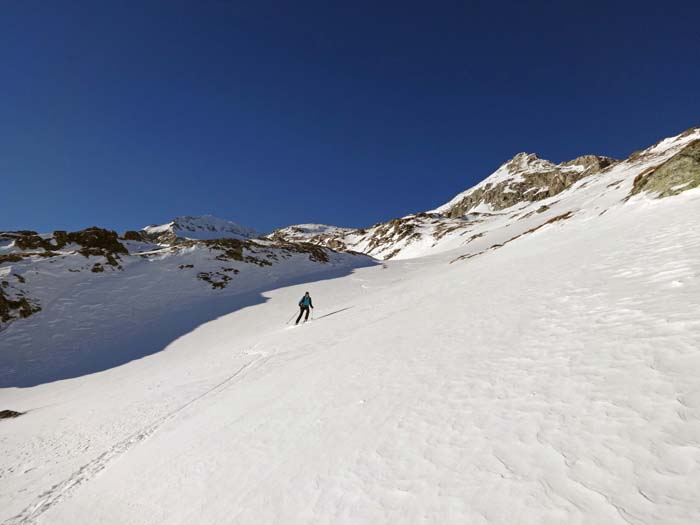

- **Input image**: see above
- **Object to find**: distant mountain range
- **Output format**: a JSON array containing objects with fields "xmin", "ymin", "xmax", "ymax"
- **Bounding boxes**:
[
  {"xmin": 270, "ymin": 126, "xmax": 700, "ymax": 259},
  {"xmin": 1, "ymin": 126, "xmax": 698, "ymax": 334},
  {"xmin": 141, "ymin": 215, "xmax": 260, "ymax": 244}
]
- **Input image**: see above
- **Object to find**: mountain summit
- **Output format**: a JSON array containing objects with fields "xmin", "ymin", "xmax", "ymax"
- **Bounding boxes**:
[
  {"xmin": 432, "ymin": 151, "xmax": 618, "ymax": 217},
  {"xmin": 142, "ymin": 215, "xmax": 260, "ymax": 245},
  {"xmin": 269, "ymin": 126, "xmax": 699, "ymax": 260}
]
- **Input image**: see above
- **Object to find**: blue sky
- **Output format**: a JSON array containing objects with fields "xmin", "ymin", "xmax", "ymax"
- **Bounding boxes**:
[{"xmin": 2, "ymin": 0, "xmax": 699, "ymax": 233}]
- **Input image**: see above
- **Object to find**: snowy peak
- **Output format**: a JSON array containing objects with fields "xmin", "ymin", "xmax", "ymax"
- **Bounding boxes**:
[
  {"xmin": 279, "ymin": 224, "xmax": 352, "ymax": 236},
  {"xmin": 436, "ymin": 128, "xmax": 700, "ymax": 219},
  {"xmin": 502, "ymin": 152, "xmax": 616, "ymax": 177},
  {"xmin": 562, "ymin": 154, "xmax": 618, "ymax": 172},
  {"xmin": 142, "ymin": 215, "xmax": 260, "ymax": 245},
  {"xmin": 433, "ymin": 150, "xmax": 619, "ymax": 217},
  {"xmin": 269, "ymin": 224, "xmax": 354, "ymax": 241},
  {"xmin": 272, "ymin": 126, "xmax": 698, "ymax": 261},
  {"xmin": 502, "ymin": 152, "xmax": 557, "ymax": 174},
  {"xmin": 268, "ymin": 224, "xmax": 356, "ymax": 253}
]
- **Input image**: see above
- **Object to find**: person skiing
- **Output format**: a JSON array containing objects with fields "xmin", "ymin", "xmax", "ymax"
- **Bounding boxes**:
[{"xmin": 296, "ymin": 291, "xmax": 314, "ymax": 324}]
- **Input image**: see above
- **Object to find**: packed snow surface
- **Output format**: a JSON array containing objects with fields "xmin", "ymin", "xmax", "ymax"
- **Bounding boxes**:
[
  {"xmin": 2, "ymin": 129, "xmax": 700, "ymax": 524},
  {"xmin": 2, "ymin": 187, "xmax": 700, "ymax": 523}
]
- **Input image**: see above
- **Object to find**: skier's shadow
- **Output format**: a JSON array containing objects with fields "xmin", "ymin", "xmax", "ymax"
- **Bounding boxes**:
[{"xmin": 315, "ymin": 306, "xmax": 354, "ymax": 320}]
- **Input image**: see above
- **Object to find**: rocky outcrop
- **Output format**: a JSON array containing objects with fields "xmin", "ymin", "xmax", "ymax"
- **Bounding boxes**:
[
  {"xmin": 267, "ymin": 225, "xmax": 354, "ymax": 252},
  {"xmin": 0, "ymin": 288, "xmax": 40, "ymax": 325},
  {"xmin": 0, "ymin": 269, "xmax": 40, "ymax": 326},
  {"xmin": 121, "ymin": 230, "xmax": 146, "ymax": 242},
  {"xmin": 629, "ymin": 139, "xmax": 700, "ymax": 198},
  {"xmin": 1, "ymin": 228, "xmax": 128, "ymax": 272},
  {"xmin": 562, "ymin": 154, "xmax": 617, "ymax": 172},
  {"xmin": 0, "ymin": 410, "xmax": 24, "ymax": 419},
  {"xmin": 2, "ymin": 228, "xmax": 127, "ymax": 260},
  {"xmin": 0, "ymin": 228, "xmax": 129, "ymax": 327},
  {"xmin": 443, "ymin": 153, "xmax": 617, "ymax": 218}
]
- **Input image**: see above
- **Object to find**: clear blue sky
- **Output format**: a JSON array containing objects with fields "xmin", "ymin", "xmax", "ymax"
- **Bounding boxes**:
[{"xmin": 2, "ymin": 1, "xmax": 699, "ymax": 233}]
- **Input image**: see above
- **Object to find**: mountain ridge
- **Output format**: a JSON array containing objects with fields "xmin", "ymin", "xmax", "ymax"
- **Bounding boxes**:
[
  {"xmin": 267, "ymin": 126, "xmax": 699, "ymax": 260},
  {"xmin": 2, "ymin": 126, "xmax": 699, "ymax": 331},
  {"xmin": 140, "ymin": 215, "xmax": 260, "ymax": 245}
]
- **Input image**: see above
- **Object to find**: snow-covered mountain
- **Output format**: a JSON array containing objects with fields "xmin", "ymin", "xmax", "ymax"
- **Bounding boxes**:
[
  {"xmin": 431, "ymin": 151, "xmax": 617, "ymax": 216},
  {"xmin": 0, "ymin": 227, "xmax": 371, "ymax": 337},
  {"xmin": 9, "ymin": 126, "xmax": 693, "ymax": 330},
  {"xmin": 269, "ymin": 223, "xmax": 354, "ymax": 241},
  {"xmin": 2, "ymin": 127, "xmax": 700, "ymax": 524},
  {"xmin": 141, "ymin": 215, "xmax": 260, "ymax": 244},
  {"xmin": 267, "ymin": 224, "xmax": 356, "ymax": 251},
  {"xmin": 270, "ymin": 127, "xmax": 700, "ymax": 260}
]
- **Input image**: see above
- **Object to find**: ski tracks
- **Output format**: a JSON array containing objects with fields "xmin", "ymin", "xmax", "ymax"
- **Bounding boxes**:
[{"xmin": 7, "ymin": 350, "xmax": 272, "ymax": 525}]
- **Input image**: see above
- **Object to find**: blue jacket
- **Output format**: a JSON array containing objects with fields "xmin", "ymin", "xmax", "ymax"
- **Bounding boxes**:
[{"xmin": 299, "ymin": 295, "xmax": 313, "ymax": 308}]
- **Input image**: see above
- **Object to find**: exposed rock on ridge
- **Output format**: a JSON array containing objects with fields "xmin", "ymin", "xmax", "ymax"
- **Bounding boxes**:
[
  {"xmin": 629, "ymin": 138, "xmax": 700, "ymax": 198},
  {"xmin": 442, "ymin": 153, "xmax": 617, "ymax": 218}
]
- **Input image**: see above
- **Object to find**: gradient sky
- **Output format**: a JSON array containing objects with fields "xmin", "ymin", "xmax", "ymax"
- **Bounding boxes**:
[{"xmin": 2, "ymin": 0, "xmax": 699, "ymax": 234}]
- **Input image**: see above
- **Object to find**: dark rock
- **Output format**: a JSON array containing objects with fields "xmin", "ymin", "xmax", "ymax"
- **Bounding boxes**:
[
  {"xmin": 122, "ymin": 230, "xmax": 146, "ymax": 242},
  {"xmin": 0, "ymin": 410, "xmax": 23, "ymax": 419}
]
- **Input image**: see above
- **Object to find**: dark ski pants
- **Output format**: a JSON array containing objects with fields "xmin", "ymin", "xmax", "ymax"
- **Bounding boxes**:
[{"xmin": 296, "ymin": 306, "xmax": 310, "ymax": 324}]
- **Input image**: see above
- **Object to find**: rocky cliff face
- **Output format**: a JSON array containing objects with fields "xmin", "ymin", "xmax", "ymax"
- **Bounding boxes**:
[
  {"xmin": 629, "ymin": 138, "xmax": 700, "ymax": 198},
  {"xmin": 435, "ymin": 152, "xmax": 618, "ymax": 218}
]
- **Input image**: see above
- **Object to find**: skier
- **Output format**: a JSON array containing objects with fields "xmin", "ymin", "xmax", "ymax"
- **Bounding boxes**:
[{"xmin": 296, "ymin": 291, "xmax": 314, "ymax": 324}]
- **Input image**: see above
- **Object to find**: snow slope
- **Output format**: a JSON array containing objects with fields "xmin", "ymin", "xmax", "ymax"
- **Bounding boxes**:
[
  {"xmin": 2, "ymin": 129, "xmax": 700, "ymax": 524},
  {"xmin": 2, "ymin": 197, "xmax": 700, "ymax": 523},
  {"xmin": 0, "ymin": 237, "xmax": 372, "ymax": 386},
  {"xmin": 277, "ymin": 127, "xmax": 698, "ymax": 261},
  {"xmin": 0, "ymin": 190, "xmax": 700, "ymax": 524}
]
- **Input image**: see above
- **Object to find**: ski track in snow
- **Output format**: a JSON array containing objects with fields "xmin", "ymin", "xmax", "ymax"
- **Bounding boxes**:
[{"xmin": 6, "ymin": 347, "xmax": 274, "ymax": 524}]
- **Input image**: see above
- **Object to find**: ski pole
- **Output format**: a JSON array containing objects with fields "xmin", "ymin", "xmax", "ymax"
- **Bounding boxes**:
[{"xmin": 286, "ymin": 310, "xmax": 298, "ymax": 324}]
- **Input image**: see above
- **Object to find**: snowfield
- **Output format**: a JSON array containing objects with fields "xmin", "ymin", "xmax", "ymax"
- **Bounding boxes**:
[{"xmin": 2, "ymin": 131, "xmax": 700, "ymax": 524}]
